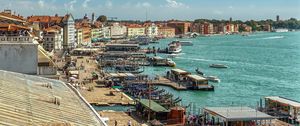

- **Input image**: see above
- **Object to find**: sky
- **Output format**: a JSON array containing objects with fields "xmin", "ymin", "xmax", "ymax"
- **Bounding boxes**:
[{"xmin": 1, "ymin": 0, "xmax": 300, "ymax": 21}]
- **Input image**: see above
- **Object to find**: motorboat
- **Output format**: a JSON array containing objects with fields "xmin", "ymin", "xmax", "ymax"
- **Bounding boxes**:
[
  {"xmin": 168, "ymin": 41, "xmax": 182, "ymax": 54},
  {"xmin": 205, "ymin": 76, "xmax": 220, "ymax": 83},
  {"xmin": 209, "ymin": 64, "xmax": 228, "ymax": 68}
]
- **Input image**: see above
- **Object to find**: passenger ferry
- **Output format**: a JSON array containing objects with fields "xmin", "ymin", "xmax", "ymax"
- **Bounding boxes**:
[{"xmin": 168, "ymin": 41, "xmax": 182, "ymax": 54}]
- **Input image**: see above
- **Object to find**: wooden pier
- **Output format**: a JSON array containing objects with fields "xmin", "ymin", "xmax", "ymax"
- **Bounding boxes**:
[{"xmin": 128, "ymin": 76, "xmax": 187, "ymax": 90}]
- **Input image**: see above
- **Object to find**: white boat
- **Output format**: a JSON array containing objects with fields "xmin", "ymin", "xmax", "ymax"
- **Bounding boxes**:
[
  {"xmin": 168, "ymin": 41, "xmax": 182, "ymax": 54},
  {"xmin": 273, "ymin": 28, "xmax": 289, "ymax": 32},
  {"xmin": 209, "ymin": 64, "xmax": 228, "ymax": 68},
  {"xmin": 205, "ymin": 76, "xmax": 220, "ymax": 83}
]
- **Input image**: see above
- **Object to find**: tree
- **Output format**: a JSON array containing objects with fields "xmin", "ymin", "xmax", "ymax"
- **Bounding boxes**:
[{"xmin": 96, "ymin": 15, "xmax": 107, "ymax": 22}]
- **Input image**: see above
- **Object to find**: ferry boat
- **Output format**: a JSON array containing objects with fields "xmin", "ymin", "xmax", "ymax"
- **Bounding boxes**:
[
  {"xmin": 209, "ymin": 64, "xmax": 228, "ymax": 68},
  {"xmin": 168, "ymin": 41, "xmax": 182, "ymax": 54},
  {"xmin": 205, "ymin": 76, "xmax": 220, "ymax": 83},
  {"xmin": 148, "ymin": 56, "xmax": 176, "ymax": 67}
]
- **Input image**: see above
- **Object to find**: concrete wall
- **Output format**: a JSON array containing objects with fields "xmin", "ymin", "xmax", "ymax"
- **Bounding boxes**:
[{"xmin": 0, "ymin": 43, "xmax": 38, "ymax": 74}]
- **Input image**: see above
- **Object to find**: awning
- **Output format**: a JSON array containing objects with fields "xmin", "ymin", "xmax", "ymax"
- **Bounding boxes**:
[{"xmin": 138, "ymin": 99, "xmax": 169, "ymax": 113}]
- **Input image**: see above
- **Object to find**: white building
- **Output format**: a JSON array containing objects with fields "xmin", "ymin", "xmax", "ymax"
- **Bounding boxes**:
[
  {"xmin": 110, "ymin": 23, "xmax": 127, "ymax": 39},
  {"xmin": 42, "ymin": 25, "xmax": 63, "ymax": 52},
  {"xmin": 62, "ymin": 14, "xmax": 76, "ymax": 49},
  {"xmin": 101, "ymin": 26, "xmax": 111, "ymax": 38},
  {"xmin": 146, "ymin": 23, "xmax": 158, "ymax": 37}
]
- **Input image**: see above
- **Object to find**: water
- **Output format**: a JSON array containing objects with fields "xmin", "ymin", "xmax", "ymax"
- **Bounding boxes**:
[{"xmin": 143, "ymin": 31, "xmax": 300, "ymax": 110}]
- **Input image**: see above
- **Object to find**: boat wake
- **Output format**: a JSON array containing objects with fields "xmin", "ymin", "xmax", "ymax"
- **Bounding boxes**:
[{"xmin": 262, "ymin": 36, "xmax": 284, "ymax": 40}]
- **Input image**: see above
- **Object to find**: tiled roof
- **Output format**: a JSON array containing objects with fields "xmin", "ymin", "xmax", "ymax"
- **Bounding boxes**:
[{"xmin": 0, "ymin": 70, "xmax": 107, "ymax": 126}]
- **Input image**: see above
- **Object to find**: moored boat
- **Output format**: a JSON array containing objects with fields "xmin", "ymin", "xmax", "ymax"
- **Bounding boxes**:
[
  {"xmin": 205, "ymin": 76, "xmax": 220, "ymax": 83},
  {"xmin": 209, "ymin": 64, "xmax": 228, "ymax": 68}
]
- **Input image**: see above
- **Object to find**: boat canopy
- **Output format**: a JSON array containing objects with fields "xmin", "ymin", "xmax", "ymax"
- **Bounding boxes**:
[
  {"xmin": 187, "ymin": 74, "xmax": 207, "ymax": 81},
  {"xmin": 171, "ymin": 69, "xmax": 189, "ymax": 75},
  {"xmin": 265, "ymin": 96, "xmax": 300, "ymax": 108},
  {"xmin": 138, "ymin": 99, "xmax": 170, "ymax": 113}
]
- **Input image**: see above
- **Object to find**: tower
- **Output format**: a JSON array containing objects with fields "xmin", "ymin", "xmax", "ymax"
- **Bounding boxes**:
[
  {"xmin": 276, "ymin": 15, "xmax": 279, "ymax": 22},
  {"xmin": 92, "ymin": 13, "xmax": 95, "ymax": 23}
]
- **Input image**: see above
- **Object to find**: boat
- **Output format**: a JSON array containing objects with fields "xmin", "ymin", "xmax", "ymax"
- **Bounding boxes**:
[
  {"xmin": 273, "ymin": 28, "xmax": 289, "ymax": 32},
  {"xmin": 195, "ymin": 68, "xmax": 204, "ymax": 76},
  {"xmin": 148, "ymin": 56, "xmax": 176, "ymax": 67},
  {"xmin": 205, "ymin": 76, "xmax": 220, "ymax": 83},
  {"xmin": 209, "ymin": 64, "xmax": 228, "ymax": 68},
  {"xmin": 179, "ymin": 40, "xmax": 193, "ymax": 46},
  {"xmin": 168, "ymin": 41, "xmax": 182, "ymax": 54}
]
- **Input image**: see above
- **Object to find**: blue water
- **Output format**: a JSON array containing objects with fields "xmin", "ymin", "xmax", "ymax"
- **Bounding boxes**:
[{"xmin": 143, "ymin": 32, "xmax": 300, "ymax": 110}]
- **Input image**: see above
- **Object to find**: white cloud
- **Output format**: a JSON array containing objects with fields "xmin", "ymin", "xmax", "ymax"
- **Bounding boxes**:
[
  {"xmin": 228, "ymin": 6, "xmax": 233, "ymax": 9},
  {"xmin": 135, "ymin": 2, "xmax": 151, "ymax": 8},
  {"xmin": 105, "ymin": 0, "xmax": 113, "ymax": 9},
  {"xmin": 64, "ymin": 0, "xmax": 77, "ymax": 11},
  {"xmin": 82, "ymin": 0, "xmax": 91, "ymax": 8},
  {"xmin": 38, "ymin": 0, "xmax": 44, "ymax": 8},
  {"xmin": 165, "ymin": 0, "xmax": 189, "ymax": 8}
]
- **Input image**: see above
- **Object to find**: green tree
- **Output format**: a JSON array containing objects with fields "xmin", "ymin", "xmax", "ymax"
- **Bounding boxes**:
[{"xmin": 97, "ymin": 15, "xmax": 107, "ymax": 22}]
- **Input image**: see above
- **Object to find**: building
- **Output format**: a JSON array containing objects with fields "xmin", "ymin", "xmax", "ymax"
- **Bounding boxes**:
[
  {"xmin": 62, "ymin": 14, "xmax": 76, "ymax": 49},
  {"xmin": 101, "ymin": 26, "xmax": 111, "ymax": 38},
  {"xmin": 167, "ymin": 21, "xmax": 191, "ymax": 35},
  {"xmin": 91, "ymin": 27, "xmax": 102, "ymax": 42},
  {"xmin": 27, "ymin": 14, "xmax": 76, "ymax": 50},
  {"xmin": 145, "ymin": 23, "xmax": 158, "ymax": 37},
  {"xmin": 192, "ymin": 22, "xmax": 214, "ymax": 35},
  {"xmin": 276, "ymin": 15, "xmax": 280, "ymax": 22},
  {"xmin": 75, "ymin": 28, "xmax": 83, "ymax": 47},
  {"xmin": 110, "ymin": 22, "xmax": 127, "ymax": 39},
  {"xmin": 0, "ymin": 70, "xmax": 107, "ymax": 125},
  {"xmin": 1, "ymin": 10, "xmax": 58, "ymax": 77},
  {"xmin": 158, "ymin": 27, "xmax": 175, "ymax": 38},
  {"xmin": 264, "ymin": 96, "xmax": 300, "ymax": 125},
  {"xmin": 203, "ymin": 107, "xmax": 275, "ymax": 126},
  {"xmin": 127, "ymin": 25, "xmax": 145, "ymax": 37},
  {"xmin": 42, "ymin": 25, "xmax": 63, "ymax": 52}
]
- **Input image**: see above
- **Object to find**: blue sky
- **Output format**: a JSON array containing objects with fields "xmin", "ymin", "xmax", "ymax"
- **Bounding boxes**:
[{"xmin": 1, "ymin": 0, "xmax": 300, "ymax": 21}]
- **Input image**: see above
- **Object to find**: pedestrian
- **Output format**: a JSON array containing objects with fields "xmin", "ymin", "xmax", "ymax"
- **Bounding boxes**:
[
  {"xmin": 114, "ymin": 120, "xmax": 117, "ymax": 126},
  {"xmin": 128, "ymin": 120, "xmax": 131, "ymax": 126}
]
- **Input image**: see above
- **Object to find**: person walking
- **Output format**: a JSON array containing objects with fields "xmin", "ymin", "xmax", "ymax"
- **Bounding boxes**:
[
  {"xmin": 128, "ymin": 120, "xmax": 132, "ymax": 126},
  {"xmin": 114, "ymin": 120, "xmax": 117, "ymax": 126}
]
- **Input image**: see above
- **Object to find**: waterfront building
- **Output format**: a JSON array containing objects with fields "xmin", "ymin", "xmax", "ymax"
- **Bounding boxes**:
[
  {"xmin": 167, "ymin": 21, "xmax": 191, "ymax": 35},
  {"xmin": 101, "ymin": 26, "xmax": 111, "ymax": 38},
  {"xmin": 110, "ymin": 22, "xmax": 127, "ymax": 39},
  {"xmin": 27, "ymin": 14, "xmax": 76, "ymax": 49},
  {"xmin": 127, "ymin": 25, "xmax": 145, "ymax": 37},
  {"xmin": 91, "ymin": 27, "xmax": 102, "ymax": 42},
  {"xmin": 203, "ymin": 107, "xmax": 275, "ymax": 126},
  {"xmin": 0, "ymin": 70, "xmax": 107, "ymax": 126},
  {"xmin": 192, "ymin": 22, "xmax": 214, "ymax": 35},
  {"xmin": 144, "ymin": 23, "xmax": 158, "ymax": 38},
  {"xmin": 264, "ymin": 96, "xmax": 300, "ymax": 124},
  {"xmin": 75, "ymin": 28, "xmax": 83, "ymax": 47},
  {"xmin": 42, "ymin": 25, "xmax": 63, "ymax": 52},
  {"xmin": 158, "ymin": 26, "xmax": 175, "ymax": 38}
]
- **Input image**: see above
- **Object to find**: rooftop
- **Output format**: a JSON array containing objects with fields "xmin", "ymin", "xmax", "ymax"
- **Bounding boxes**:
[
  {"xmin": 204, "ymin": 107, "xmax": 274, "ymax": 121},
  {"xmin": 187, "ymin": 74, "xmax": 207, "ymax": 81},
  {"xmin": 138, "ymin": 99, "xmax": 169, "ymax": 113},
  {"xmin": 265, "ymin": 96, "xmax": 300, "ymax": 108},
  {"xmin": 0, "ymin": 70, "xmax": 107, "ymax": 126},
  {"xmin": 171, "ymin": 69, "xmax": 189, "ymax": 75}
]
